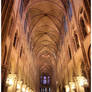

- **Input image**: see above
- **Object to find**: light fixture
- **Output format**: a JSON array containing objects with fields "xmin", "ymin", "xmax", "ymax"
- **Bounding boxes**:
[
  {"xmin": 6, "ymin": 74, "xmax": 17, "ymax": 86},
  {"xmin": 22, "ymin": 84, "xmax": 26, "ymax": 92},
  {"xmin": 65, "ymin": 85, "xmax": 70, "ymax": 92},
  {"xmin": 17, "ymin": 81, "xmax": 22, "ymax": 90},
  {"xmin": 69, "ymin": 82, "xmax": 76, "ymax": 90},
  {"xmin": 26, "ymin": 87, "xmax": 30, "ymax": 92},
  {"xmin": 76, "ymin": 76, "xmax": 88, "ymax": 87}
]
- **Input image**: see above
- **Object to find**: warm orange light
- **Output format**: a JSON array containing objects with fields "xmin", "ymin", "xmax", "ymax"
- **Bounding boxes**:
[
  {"xmin": 6, "ymin": 74, "xmax": 17, "ymax": 86},
  {"xmin": 65, "ymin": 85, "xmax": 70, "ymax": 92},
  {"xmin": 22, "ymin": 84, "xmax": 26, "ymax": 92},
  {"xmin": 69, "ymin": 82, "xmax": 76, "ymax": 90},
  {"xmin": 76, "ymin": 76, "xmax": 88, "ymax": 87},
  {"xmin": 26, "ymin": 87, "xmax": 30, "ymax": 92},
  {"xmin": 17, "ymin": 83, "xmax": 21, "ymax": 89},
  {"xmin": 8, "ymin": 79, "xmax": 14, "ymax": 86},
  {"xmin": 17, "ymin": 81, "xmax": 22, "ymax": 90}
]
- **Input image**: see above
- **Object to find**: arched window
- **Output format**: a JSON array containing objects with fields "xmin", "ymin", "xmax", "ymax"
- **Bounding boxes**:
[
  {"xmin": 13, "ymin": 32, "xmax": 18, "ymax": 47},
  {"xmin": 24, "ymin": 19, "xmax": 27, "ymax": 33},
  {"xmin": 20, "ymin": 46, "xmax": 23, "ymax": 58},
  {"xmin": 40, "ymin": 76, "xmax": 43, "ymax": 84},
  {"xmin": 3, "ymin": 45, "xmax": 7, "ymax": 64},
  {"xmin": 88, "ymin": 45, "xmax": 91, "ymax": 63},
  {"xmin": 40, "ymin": 75, "xmax": 51, "ymax": 85},
  {"xmin": 74, "ymin": 33, "xmax": 79, "ymax": 49},
  {"xmin": 80, "ymin": 17, "xmax": 87, "ymax": 38},
  {"xmin": 67, "ymin": 0, "xmax": 72, "ymax": 20},
  {"xmin": 19, "ymin": 0, "xmax": 23, "ymax": 18},
  {"xmin": 27, "ymin": 32, "xmax": 30, "ymax": 42},
  {"xmin": 83, "ymin": 11, "xmax": 88, "ymax": 23},
  {"xmin": 64, "ymin": 16, "xmax": 68, "ymax": 33},
  {"xmin": 8, "ymin": 17, "xmax": 13, "ymax": 36},
  {"xmin": 43, "ymin": 76, "xmax": 47, "ymax": 85},
  {"xmin": 72, "ymin": 38, "xmax": 76, "ymax": 50},
  {"xmin": 48, "ymin": 76, "xmax": 50, "ymax": 85},
  {"xmin": 68, "ymin": 46, "xmax": 72, "ymax": 59}
]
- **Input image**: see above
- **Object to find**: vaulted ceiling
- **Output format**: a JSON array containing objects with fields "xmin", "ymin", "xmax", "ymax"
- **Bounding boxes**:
[{"xmin": 23, "ymin": 0, "xmax": 68, "ymax": 78}]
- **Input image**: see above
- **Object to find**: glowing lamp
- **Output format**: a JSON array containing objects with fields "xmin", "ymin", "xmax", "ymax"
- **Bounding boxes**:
[
  {"xmin": 76, "ymin": 76, "xmax": 88, "ymax": 87},
  {"xmin": 65, "ymin": 85, "xmax": 70, "ymax": 92},
  {"xmin": 6, "ymin": 74, "xmax": 17, "ymax": 86},
  {"xmin": 17, "ymin": 81, "xmax": 22, "ymax": 90},
  {"xmin": 22, "ymin": 84, "xmax": 26, "ymax": 92},
  {"xmin": 69, "ymin": 82, "xmax": 76, "ymax": 90},
  {"xmin": 26, "ymin": 87, "xmax": 30, "ymax": 92}
]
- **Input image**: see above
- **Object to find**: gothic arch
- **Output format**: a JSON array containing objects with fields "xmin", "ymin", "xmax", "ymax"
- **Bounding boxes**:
[
  {"xmin": 3, "ymin": 45, "xmax": 7, "ymax": 65},
  {"xmin": 88, "ymin": 44, "xmax": 91, "ymax": 64},
  {"xmin": 80, "ymin": 17, "xmax": 87, "ymax": 38},
  {"xmin": 74, "ymin": 32, "xmax": 79, "ymax": 49}
]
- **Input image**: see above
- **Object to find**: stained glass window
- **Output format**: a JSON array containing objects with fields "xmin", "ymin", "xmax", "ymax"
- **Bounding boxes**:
[
  {"xmin": 44, "ymin": 76, "xmax": 46, "ymax": 80},
  {"xmin": 40, "ymin": 76, "xmax": 42, "ymax": 84},
  {"xmin": 68, "ymin": 0, "xmax": 72, "ymax": 20},
  {"xmin": 19, "ymin": 0, "xmax": 23, "ymax": 18},
  {"xmin": 40, "ymin": 75, "xmax": 50, "ymax": 85},
  {"xmin": 43, "ymin": 76, "xmax": 47, "ymax": 85},
  {"xmin": 48, "ymin": 76, "xmax": 50, "ymax": 84},
  {"xmin": 24, "ymin": 19, "xmax": 27, "ymax": 33},
  {"xmin": 68, "ymin": 46, "xmax": 72, "ymax": 59},
  {"xmin": 64, "ymin": 16, "xmax": 68, "ymax": 33}
]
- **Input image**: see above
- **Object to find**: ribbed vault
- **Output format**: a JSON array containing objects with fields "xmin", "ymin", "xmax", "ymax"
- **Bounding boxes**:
[{"xmin": 23, "ymin": 0, "xmax": 67, "ymax": 86}]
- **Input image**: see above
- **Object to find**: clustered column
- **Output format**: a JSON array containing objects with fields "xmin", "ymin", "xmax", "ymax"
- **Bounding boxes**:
[
  {"xmin": 5, "ymin": 74, "xmax": 33, "ymax": 92},
  {"xmin": 64, "ymin": 76, "xmax": 88, "ymax": 92}
]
